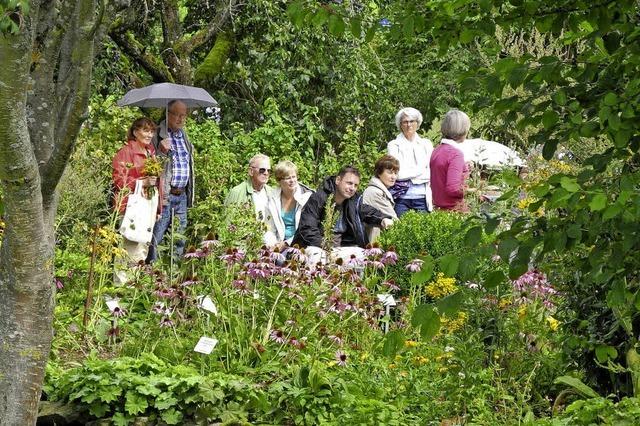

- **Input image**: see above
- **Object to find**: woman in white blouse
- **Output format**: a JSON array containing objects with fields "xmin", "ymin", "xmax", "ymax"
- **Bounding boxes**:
[
  {"xmin": 387, "ymin": 107, "xmax": 433, "ymax": 216},
  {"xmin": 263, "ymin": 160, "xmax": 313, "ymax": 248}
]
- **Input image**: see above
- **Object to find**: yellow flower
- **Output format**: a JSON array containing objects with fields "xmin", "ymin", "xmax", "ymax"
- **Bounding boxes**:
[
  {"xmin": 425, "ymin": 273, "xmax": 457, "ymax": 299},
  {"xmin": 405, "ymin": 340, "xmax": 418, "ymax": 348},
  {"xmin": 388, "ymin": 363, "xmax": 396, "ymax": 369},
  {"xmin": 360, "ymin": 352, "xmax": 369, "ymax": 361},
  {"xmin": 546, "ymin": 316, "xmax": 560, "ymax": 331},
  {"xmin": 394, "ymin": 355, "xmax": 402, "ymax": 362},
  {"xmin": 439, "ymin": 312, "xmax": 468, "ymax": 335},
  {"xmin": 400, "ymin": 370, "xmax": 408, "ymax": 377},
  {"xmin": 414, "ymin": 356, "xmax": 429, "ymax": 365},
  {"xmin": 498, "ymin": 297, "xmax": 511, "ymax": 309},
  {"xmin": 518, "ymin": 304, "xmax": 527, "ymax": 320}
]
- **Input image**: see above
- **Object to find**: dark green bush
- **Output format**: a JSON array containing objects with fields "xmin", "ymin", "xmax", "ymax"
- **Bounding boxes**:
[{"xmin": 379, "ymin": 210, "xmax": 468, "ymax": 289}]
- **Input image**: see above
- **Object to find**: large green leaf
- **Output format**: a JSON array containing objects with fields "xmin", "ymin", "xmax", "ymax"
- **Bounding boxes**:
[
  {"xmin": 436, "ymin": 291, "xmax": 463, "ymax": 316},
  {"xmin": 553, "ymin": 376, "xmax": 600, "ymax": 399},
  {"xmin": 412, "ymin": 304, "xmax": 440, "ymax": 340},
  {"xmin": 382, "ymin": 329, "xmax": 405, "ymax": 358}
]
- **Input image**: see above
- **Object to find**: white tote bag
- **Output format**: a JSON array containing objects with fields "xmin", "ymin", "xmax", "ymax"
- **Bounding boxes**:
[{"xmin": 119, "ymin": 180, "xmax": 159, "ymax": 244}]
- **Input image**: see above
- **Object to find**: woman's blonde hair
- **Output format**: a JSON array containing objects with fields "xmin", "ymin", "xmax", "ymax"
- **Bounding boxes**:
[{"xmin": 274, "ymin": 160, "xmax": 298, "ymax": 181}]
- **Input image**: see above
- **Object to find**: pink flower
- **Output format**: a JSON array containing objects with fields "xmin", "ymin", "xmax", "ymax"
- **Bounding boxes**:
[
  {"xmin": 200, "ymin": 235, "xmax": 219, "ymax": 249},
  {"xmin": 232, "ymin": 279, "xmax": 251, "ymax": 295},
  {"xmin": 405, "ymin": 259, "xmax": 423, "ymax": 272},
  {"xmin": 220, "ymin": 248, "xmax": 246, "ymax": 266},
  {"xmin": 269, "ymin": 329, "xmax": 286, "ymax": 344},
  {"xmin": 159, "ymin": 317, "xmax": 174, "ymax": 327},
  {"xmin": 384, "ymin": 280, "xmax": 400, "ymax": 292},
  {"xmin": 328, "ymin": 334, "xmax": 343, "ymax": 346},
  {"xmin": 180, "ymin": 276, "xmax": 199, "ymax": 287},
  {"xmin": 363, "ymin": 245, "xmax": 384, "ymax": 258},
  {"xmin": 154, "ymin": 287, "xmax": 174, "ymax": 298},
  {"xmin": 367, "ymin": 260, "xmax": 385, "ymax": 270},
  {"xmin": 381, "ymin": 251, "xmax": 398, "ymax": 265},
  {"xmin": 111, "ymin": 306, "xmax": 127, "ymax": 318},
  {"xmin": 289, "ymin": 337, "xmax": 306, "ymax": 349},
  {"xmin": 184, "ymin": 249, "xmax": 203, "ymax": 259},
  {"xmin": 335, "ymin": 350, "xmax": 348, "ymax": 366},
  {"xmin": 55, "ymin": 278, "xmax": 64, "ymax": 290}
]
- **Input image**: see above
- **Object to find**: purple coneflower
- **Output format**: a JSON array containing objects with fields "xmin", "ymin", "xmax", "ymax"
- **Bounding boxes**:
[
  {"xmin": 220, "ymin": 248, "xmax": 245, "ymax": 266},
  {"xmin": 180, "ymin": 276, "xmax": 199, "ymax": 287},
  {"xmin": 154, "ymin": 287, "xmax": 174, "ymax": 298},
  {"xmin": 55, "ymin": 278, "xmax": 64, "ymax": 290},
  {"xmin": 363, "ymin": 245, "xmax": 384, "ymax": 258},
  {"xmin": 151, "ymin": 302, "xmax": 166, "ymax": 315},
  {"xmin": 367, "ymin": 260, "xmax": 385, "ymax": 270},
  {"xmin": 200, "ymin": 234, "xmax": 219, "ymax": 249},
  {"xmin": 335, "ymin": 350, "xmax": 348, "ymax": 366},
  {"xmin": 405, "ymin": 259, "xmax": 424, "ymax": 272},
  {"xmin": 269, "ymin": 329, "xmax": 286, "ymax": 344},
  {"xmin": 328, "ymin": 334, "xmax": 343, "ymax": 346},
  {"xmin": 289, "ymin": 337, "xmax": 306, "ymax": 350},
  {"xmin": 111, "ymin": 306, "xmax": 127, "ymax": 318},
  {"xmin": 232, "ymin": 279, "xmax": 251, "ymax": 295},
  {"xmin": 159, "ymin": 317, "xmax": 174, "ymax": 328},
  {"xmin": 381, "ymin": 251, "xmax": 398, "ymax": 265},
  {"xmin": 384, "ymin": 279, "xmax": 400, "ymax": 292}
]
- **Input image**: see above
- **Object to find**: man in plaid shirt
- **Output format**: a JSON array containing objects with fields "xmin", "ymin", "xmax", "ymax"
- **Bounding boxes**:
[{"xmin": 147, "ymin": 100, "xmax": 196, "ymax": 263}]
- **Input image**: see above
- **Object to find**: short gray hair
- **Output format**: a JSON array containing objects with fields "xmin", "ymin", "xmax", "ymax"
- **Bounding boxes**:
[
  {"xmin": 395, "ymin": 107, "xmax": 423, "ymax": 130},
  {"xmin": 248, "ymin": 153, "xmax": 270, "ymax": 167},
  {"xmin": 440, "ymin": 109, "xmax": 470, "ymax": 141}
]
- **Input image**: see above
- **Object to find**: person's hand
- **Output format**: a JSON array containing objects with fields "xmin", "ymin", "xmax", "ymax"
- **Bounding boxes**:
[
  {"xmin": 140, "ymin": 177, "xmax": 156, "ymax": 188},
  {"xmin": 159, "ymin": 138, "xmax": 171, "ymax": 153},
  {"xmin": 381, "ymin": 218, "xmax": 394, "ymax": 230}
]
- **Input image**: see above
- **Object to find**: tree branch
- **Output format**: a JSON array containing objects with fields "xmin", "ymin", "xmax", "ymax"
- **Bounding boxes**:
[
  {"xmin": 179, "ymin": 0, "xmax": 240, "ymax": 55},
  {"xmin": 109, "ymin": 24, "xmax": 175, "ymax": 82}
]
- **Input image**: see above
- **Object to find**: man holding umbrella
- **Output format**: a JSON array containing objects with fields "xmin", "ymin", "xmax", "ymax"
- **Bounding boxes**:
[{"xmin": 146, "ymin": 99, "xmax": 195, "ymax": 263}]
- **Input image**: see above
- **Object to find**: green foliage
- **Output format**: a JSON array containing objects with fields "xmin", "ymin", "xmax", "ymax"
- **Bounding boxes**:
[
  {"xmin": 45, "ymin": 354, "xmax": 262, "ymax": 424},
  {"xmin": 194, "ymin": 32, "xmax": 234, "ymax": 87},
  {"xmin": 0, "ymin": 0, "xmax": 28, "ymax": 34},
  {"xmin": 534, "ymin": 397, "xmax": 640, "ymax": 425},
  {"xmin": 379, "ymin": 210, "xmax": 468, "ymax": 290}
]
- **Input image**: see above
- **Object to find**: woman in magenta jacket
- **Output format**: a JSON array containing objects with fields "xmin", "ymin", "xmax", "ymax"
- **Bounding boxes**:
[{"xmin": 430, "ymin": 110, "xmax": 471, "ymax": 212}]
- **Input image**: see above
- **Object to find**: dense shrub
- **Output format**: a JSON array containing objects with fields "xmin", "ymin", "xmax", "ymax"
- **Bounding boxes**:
[{"xmin": 378, "ymin": 210, "xmax": 468, "ymax": 289}]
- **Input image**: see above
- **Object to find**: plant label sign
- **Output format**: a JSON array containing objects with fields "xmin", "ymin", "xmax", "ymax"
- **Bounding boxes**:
[
  {"xmin": 197, "ymin": 295, "xmax": 218, "ymax": 315},
  {"xmin": 377, "ymin": 293, "xmax": 396, "ymax": 307},
  {"xmin": 194, "ymin": 336, "xmax": 218, "ymax": 354},
  {"xmin": 105, "ymin": 297, "xmax": 121, "ymax": 313}
]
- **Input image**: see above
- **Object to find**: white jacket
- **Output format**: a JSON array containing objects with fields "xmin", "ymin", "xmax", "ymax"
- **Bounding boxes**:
[
  {"xmin": 387, "ymin": 133, "xmax": 433, "ymax": 209},
  {"xmin": 263, "ymin": 184, "xmax": 313, "ymax": 246}
]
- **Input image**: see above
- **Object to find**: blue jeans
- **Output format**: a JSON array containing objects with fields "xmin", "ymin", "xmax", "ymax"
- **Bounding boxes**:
[
  {"xmin": 146, "ymin": 193, "xmax": 188, "ymax": 263},
  {"xmin": 394, "ymin": 197, "xmax": 429, "ymax": 217}
]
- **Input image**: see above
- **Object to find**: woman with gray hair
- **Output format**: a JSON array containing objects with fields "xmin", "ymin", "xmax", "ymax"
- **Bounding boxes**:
[
  {"xmin": 430, "ymin": 109, "xmax": 471, "ymax": 212},
  {"xmin": 387, "ymin": 107, "xmax": 433, "ymax": 216}
]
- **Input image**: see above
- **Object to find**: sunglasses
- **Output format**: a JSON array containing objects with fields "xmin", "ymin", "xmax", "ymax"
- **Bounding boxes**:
[{"xmin": 251, "ymin": 166, "xmax": 271, "ymax": 175}]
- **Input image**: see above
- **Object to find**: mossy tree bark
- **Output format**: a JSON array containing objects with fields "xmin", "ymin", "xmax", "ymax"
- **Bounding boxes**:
[
  {"xmin": 0, "ymin": 1, "xmax": 118, "ymax": 424},
  {"xmin": 109, "ymin": 0, "xmax": 239, "ymax": 84}
]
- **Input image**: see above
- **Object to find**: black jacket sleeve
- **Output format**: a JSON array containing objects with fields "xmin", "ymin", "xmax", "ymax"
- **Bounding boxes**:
[
  {"xmin": 359, "ymin": 202, "xmax": 389, "ymax": 226},
  {"xmin": 292, "ymin": 193, "xmax": 325, "ymax": 247}
]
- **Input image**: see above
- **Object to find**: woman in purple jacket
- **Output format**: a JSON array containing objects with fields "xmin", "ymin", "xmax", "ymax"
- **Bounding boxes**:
[{"xmin": 430, "ymin": 110, "xmax": 471, "ymax": 212}]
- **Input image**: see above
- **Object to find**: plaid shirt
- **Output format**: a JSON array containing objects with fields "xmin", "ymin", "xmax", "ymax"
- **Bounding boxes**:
[{"xmin": 169, "ymin": 129, "xmax": 190, "ymax": 188}]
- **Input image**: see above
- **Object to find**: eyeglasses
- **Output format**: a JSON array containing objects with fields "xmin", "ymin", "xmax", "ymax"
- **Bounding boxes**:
[
  {"xmin": 251, "ymin": 166, "xmax": 271, "ymax": 175},
  {"xmin": 401, "ymin": 120, "xmax": 417, "ymax": 125}
]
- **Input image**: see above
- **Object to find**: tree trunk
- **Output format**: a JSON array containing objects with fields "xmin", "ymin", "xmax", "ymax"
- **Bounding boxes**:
[{"xmin": 0, "ymin": 1, "xmax": 114, "ymax": 423}]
